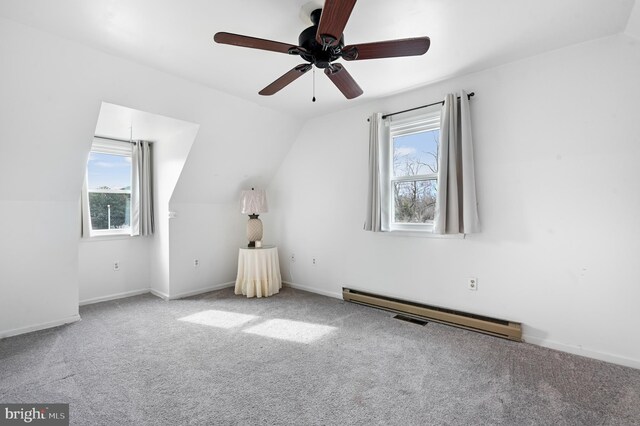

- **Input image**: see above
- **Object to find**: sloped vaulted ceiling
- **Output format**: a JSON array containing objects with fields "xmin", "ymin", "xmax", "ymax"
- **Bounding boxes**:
[{"xmin": 0, "ymin": 0, "xmax": 635, "ymax": 119}]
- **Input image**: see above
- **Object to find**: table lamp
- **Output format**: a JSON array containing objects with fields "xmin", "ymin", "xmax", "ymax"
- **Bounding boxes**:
[{"xmin": 240, "ymin": 188, "xmax": 268, "ymax": 247}]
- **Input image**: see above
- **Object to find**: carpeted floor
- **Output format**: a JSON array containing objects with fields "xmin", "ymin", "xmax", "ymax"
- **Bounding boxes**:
[{"xmin": 1, "ymin": 287, "xmax": 639, "ymax": 425}]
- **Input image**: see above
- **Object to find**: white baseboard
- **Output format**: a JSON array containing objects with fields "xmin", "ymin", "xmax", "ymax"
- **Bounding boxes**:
[
  {"xmin": 523, "ymin": 335, "xmax": 640, "ymax": 370},
  {"xmin": 79, "ymin": 288, "xmax": 150, "ymax": 306},
  {"xmin": 282, "ymin": 281, "xmax": 343, "ymax": 300},
  {"xmin": 0, "ymin": 314, "xmax": 81, "ymax": 339},
  {"xmin": 150, "ymin": 288, "xmax": 170, "ymax": 300},
  {"xmin": 151, "ymin": 282, "xmax": 236, "ymax": 301}
]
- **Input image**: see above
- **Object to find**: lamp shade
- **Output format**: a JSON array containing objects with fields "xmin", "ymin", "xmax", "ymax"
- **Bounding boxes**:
[{"xmin": 240, "ymin": 189, "xmax": 268, "ymax": 214}]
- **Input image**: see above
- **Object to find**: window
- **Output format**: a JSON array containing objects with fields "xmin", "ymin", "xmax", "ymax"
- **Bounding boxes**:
[
  {"xmin": 388, "ymin": 110, "xmax": 441, "ymax": 232},
  {"xmin": 84, "ymin": 138, "xmax": 132, "ymax": 236},
  {"xmin": 366, "ymin": 94, "xmax": 477, "ymax": 235}
]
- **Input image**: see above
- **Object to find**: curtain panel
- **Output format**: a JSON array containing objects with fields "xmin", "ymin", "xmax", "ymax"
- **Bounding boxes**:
[
  {"xmin": 131, "ymin": 140, "xmax": 155, "ymax": 236},
  {"xmin": 433, "ymin": 91, "xmax": 480, "ymax": 234},
  {"xmin": 364, "ymin": 113, "xmax": 390, "ymax": 232},
  {"xmin": 80, "ymin": 177, "xmax": 91, "ymax": 238}
]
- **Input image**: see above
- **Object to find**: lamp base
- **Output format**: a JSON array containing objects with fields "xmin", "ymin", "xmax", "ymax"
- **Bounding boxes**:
[{"xmin": 247, "ymin": 214, "xmax": 263, "ymax": 247}]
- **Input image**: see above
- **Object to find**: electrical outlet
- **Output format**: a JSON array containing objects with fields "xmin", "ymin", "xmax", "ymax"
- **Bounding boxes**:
[
  {"xmin": 312, "ymin": 258, "xmax": 317, "ymax": 265},
  {"xmin": 113, "ymin": 261, "xmax": 120, "ymax": 271},
  {"xmin": 468, "ymin": 277, "xmax": 478, "ymax": 291},
  {"xmin": 194, "ymin": 259, "xmax": 199, "ymax": 267},
  {"xmin": 290, "ymin": 254, "xmax": 296, "ymax": 263}
]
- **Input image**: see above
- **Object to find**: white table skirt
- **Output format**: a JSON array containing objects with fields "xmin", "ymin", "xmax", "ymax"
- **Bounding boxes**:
[{"xmin": 235, "ymin": 246, "xmax": 282, "ymax": 298}]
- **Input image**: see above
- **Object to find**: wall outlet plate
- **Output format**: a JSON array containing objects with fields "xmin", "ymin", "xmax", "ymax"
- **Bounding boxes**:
[
  {"xmin": 468, "ymin": 277, "xmax": 478, "ymax": 291},
  {"xmin": 113, "ymin": 261, "xmax": 120, "ymax": 271}
]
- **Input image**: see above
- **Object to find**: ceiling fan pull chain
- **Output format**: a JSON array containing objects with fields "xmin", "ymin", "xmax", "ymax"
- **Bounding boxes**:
[{"xmin": 312, "ymin": 66, "xmax": 316, "ymax": 102}]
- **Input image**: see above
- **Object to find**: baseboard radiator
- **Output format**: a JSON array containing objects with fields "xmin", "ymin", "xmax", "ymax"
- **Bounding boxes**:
[{"xmin": 342, "ymin": 288, "xmax": 522, "ymax": 342}]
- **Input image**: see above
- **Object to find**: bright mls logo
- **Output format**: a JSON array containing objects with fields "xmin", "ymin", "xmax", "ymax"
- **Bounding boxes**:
[{"xmin": 0, "ymin": 404, "xmax": 68, "ymax": 425}]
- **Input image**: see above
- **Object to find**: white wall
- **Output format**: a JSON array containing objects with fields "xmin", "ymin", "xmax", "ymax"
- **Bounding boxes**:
[
  {"xmin": 0, "ymin": 18, "xmax": 300, "ymax": 336},
  {"xmin": 626, "ymin": 0, "xmax": 640, "ymax": 39},
  {"xmin": 269, "ymin": 34, "xmax": 640, "ymax": 368},
  {"xmin": 0, "ymin": 18, "xmax": 97, "ymax": 335},
  {"xmin": 167, "ymin": 203, "xmax": 244, "ymax": 299},
  {"xmin": 78, "ymin": 237, "xmax": 151, "ymax": 304},
  {"xmin": 150, "ymin": 126, "xmax": 198, "ymax": 298},
  {"xmin": 0, "ymin": 201, "xmax": 80, "ymax": 336}
]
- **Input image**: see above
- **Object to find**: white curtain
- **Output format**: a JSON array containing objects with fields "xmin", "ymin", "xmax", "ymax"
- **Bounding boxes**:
[
  {"xmin": 131, "ymin": 140, "xmax": 154, "ymax": 236},
  {"xmin": 433, "ymin": 91, "xmax": 480, "ymax": 234},
  {"xmin": 80, "ymin": 176, "xmax": 91, "ymax": 238},
  {"xmin": 364, "ymin": 113, "xmax": 390, "ymax": 232}
]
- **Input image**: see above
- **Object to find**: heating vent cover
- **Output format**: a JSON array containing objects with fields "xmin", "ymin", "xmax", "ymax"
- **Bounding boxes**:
[{"xmin": 343, "ymin": 288, "xmax": 522, "ymax": 341}]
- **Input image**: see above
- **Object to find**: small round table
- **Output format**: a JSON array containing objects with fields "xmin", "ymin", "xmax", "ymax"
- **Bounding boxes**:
[{"xmin": 234, "ymin": 245, "xmax": 282, "ymax": 298}]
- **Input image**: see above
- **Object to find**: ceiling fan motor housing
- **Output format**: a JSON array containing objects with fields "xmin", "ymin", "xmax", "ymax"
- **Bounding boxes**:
[{"xmin": 298, "ymin": 9, "xmax": 344, "ymax": 68}]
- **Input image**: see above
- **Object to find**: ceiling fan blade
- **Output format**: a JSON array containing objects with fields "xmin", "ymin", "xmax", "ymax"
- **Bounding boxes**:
[
  {"xmin": 342, "ymin": 37, "xmax": 430, "ymax": 61},
  {"xmin": 316, "ymin": 0, "xmax": 357, "ymax": 47},
  {"xmin": 214, "ymin": 32, "xmax": 298, "ymax": 54},
  {"xmin": 259, "ymin": 64, "xmax": 312, "ymax": 96},
  {"xmin": 324, "ymin": 63, "xmax": 363, "ymax": 99}
]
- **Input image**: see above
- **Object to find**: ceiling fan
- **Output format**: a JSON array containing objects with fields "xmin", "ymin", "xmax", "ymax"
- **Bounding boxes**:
[{"xmin": 213, "ymin": 0, "xmax": 430, "ymax": 100}]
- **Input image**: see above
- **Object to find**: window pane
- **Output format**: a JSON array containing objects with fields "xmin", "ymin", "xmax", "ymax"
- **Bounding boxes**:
[
  {"xmin": 87, "ymin": 152, "xmax": 131, "ymax": 191},
  {"xmin": 393, "ymin": 180, "xmax": 437, "ymax": 223},
  {"xmin": 88, "ymin": 192, "xmax": 131, "ymax": 230},
  {"xmin": 393, "ymin": 130, "xmax": 439, "ymax": 177}
]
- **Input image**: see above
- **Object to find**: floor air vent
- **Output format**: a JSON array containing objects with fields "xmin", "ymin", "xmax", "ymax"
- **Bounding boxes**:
[
  {"xmin": 394, "ymin": 314, "xmax": 428, "ymax": 326},
  {"xmin": 343, "ymin": 288, "xmax": 522, "ymax": 341}
]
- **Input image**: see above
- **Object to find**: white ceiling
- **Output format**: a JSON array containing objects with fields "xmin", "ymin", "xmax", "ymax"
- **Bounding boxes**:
[
  {"xmin": 95, "ymin": 102, "xmax": 199, "ymax": 142},
  {"xmin": 0, "ymin": 0, "xmax": 636, "ymax": 119}
]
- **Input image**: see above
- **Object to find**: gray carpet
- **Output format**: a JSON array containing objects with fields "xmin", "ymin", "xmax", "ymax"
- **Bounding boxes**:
[{"xmin": 1, "ymin": 287, "xmax": 639, "ymax": 426}]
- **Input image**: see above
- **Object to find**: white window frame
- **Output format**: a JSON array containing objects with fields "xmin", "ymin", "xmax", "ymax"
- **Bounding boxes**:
[
  {"xmin": 84, "ymin": 138, "xmax": 133, "ymax": 237},
  {"xmin": 387, "ymin": 109, "xmax": 441, "ymax": 233}
]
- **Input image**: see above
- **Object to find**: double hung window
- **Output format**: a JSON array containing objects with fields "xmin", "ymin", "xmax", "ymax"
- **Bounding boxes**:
[
  {"xmin": 84, "ymin": 138, "xmax": 132, "ymax": 236},
  {"xmin": 388, "ymin": 110, "xmax": 441, "ymax": 232}
]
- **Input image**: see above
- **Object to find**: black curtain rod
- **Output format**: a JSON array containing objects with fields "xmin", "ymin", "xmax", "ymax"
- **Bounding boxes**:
[
  {"xmin": 367, "ymin": 92, "xmax": 475, "ymax": 122},
  {"xmin": 94, "ymin": 135, "xmax": 139, "ymax": 145}
]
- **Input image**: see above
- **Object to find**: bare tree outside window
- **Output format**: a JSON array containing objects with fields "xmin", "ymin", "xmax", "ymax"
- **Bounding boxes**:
[{"xmin": 392, "ymin": 130, "xmax": 439, "ymax": 223}]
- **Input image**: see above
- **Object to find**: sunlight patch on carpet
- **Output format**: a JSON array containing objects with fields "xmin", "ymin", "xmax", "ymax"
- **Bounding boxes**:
[
  {"xmin": 243, "ymin": 319, "xmax": 336, "ymax": 343},
  {"xmin": 178, "ymin": 310, "xmax": 257, "ymax": 329}
]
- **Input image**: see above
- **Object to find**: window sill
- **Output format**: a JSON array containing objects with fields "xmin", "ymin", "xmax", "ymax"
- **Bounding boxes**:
[
  {"xmin": 385, "ymin": 229, "xmax": 465, "ymax": 239},
  {"xmin": 81, "ymin": 233, "xmax": 139, "ymax": 242}
]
